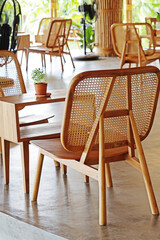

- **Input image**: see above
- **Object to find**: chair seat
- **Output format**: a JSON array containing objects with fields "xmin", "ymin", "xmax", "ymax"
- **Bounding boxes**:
[
  {"xmin": 125, "ymin": 51, "xmax": 160, "ymax": 65},
  {"xmin": 31, "ymin": 138, "xmax": 128, "ymax": 163},
  {"xmin": 28, "ymin": 45, "xmax": 59, "ymax": 53}
]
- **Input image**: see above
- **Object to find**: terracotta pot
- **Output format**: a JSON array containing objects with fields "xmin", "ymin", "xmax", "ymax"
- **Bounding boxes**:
[{"xmin": 34, "ymin": 83, "xmax": 47, "ymax": 95}]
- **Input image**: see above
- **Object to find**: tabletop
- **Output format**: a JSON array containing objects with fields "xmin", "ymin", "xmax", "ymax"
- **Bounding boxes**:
[{"xmin": 0, "ymin": 89, "xmax": 67, "ymax": 108}]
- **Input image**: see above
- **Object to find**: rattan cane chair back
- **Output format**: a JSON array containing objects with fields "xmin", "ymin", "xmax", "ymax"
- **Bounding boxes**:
[
  {"xmin": 145, "ymin": 17, "xmax": 160, "ymax": 48},
  {"xmin": 46, "ymin": 19, "xmax": 65, "ymax": 49},
  {"xmin": 111, "ymin": 23, "xmax": 160, "ymax": 68},
  {"xmin": 62, "ymin": 67, "xmax": 160, "ymax": 153},
  {"xmin": 61, "ymin": 73, "xmax": 113, "ymax": 152},
  {"xmin": 0, "ymin": 50, "xmax": 26, "ymax": 97},
  {"xmin": 35, "ymin": 17, "xmax": 54, "ymax": 46}
]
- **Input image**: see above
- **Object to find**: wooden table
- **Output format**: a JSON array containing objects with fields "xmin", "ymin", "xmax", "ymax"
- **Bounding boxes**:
[{"xmin": 0, "ymin": 89, "xmax": 66, "ymax": 193}]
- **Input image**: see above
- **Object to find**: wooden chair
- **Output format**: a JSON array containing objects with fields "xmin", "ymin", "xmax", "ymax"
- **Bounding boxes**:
[
  {"xmin": 31, "ymin": 66, "xmax": 160, "ymax": 225},
  {"xmin": 111, "ymin": 23, "xmax": 160, "ymax": 68},
  {"xmin": 0, "ymin": 50, "xmax": 61, "ymax": 193},
  {"xmin": 35, "ymin": 17, "xmax": 54, "ymax": 46},
  {"xmin": 145, "ymin": 18, "xmax": 160, "ymax": 48},
  {"xmin": 26, "ymin": 19, "xmax": 75, "ymax": 72},
  {"xmin": 68, "ymin": 28, "xmax": 81, "ymax": 49}
]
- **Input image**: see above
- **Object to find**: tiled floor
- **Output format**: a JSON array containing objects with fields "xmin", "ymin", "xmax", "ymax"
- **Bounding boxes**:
[{"xmin": 0, "ymin": 52, "xmax": 160, "ymax": 240}]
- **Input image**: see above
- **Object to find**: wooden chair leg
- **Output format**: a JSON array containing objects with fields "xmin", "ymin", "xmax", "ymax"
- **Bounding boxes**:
[
  {"xmin": 41, "ymin": 54, "xmax": 44, "ymax": 68},
  {"xmin": 61, "ymin": 164, "xmax": 67, "ymax": 175},
  {"xmin": 1, "ymin": 138, "xmax": 10, "ymax": 184},
  {"xmin": 60, "ymin": 55, "xmax": 64, "ymax": 72},
  {"xmin": 99, "ymin": 115, "xmax": 106, "ymax": 225},
  {"xmin": 99, "ymin": 157, "xmax": 106, "ymax": 226},
  {"xmin": 20, "ymin": 141, "xmax": 29, "ymax": 194},
  {"xmin": 26, "ymin": 50, "xmax": 29, "ymax": 71},
  {"xmin": 20, "ymin": 50, "xmax": 24, "ymax": 65},
  {"xmin": 32, "ymin": 152, "xmax": 44, "ymax": 201},
  {"xmin": 62, "ymin": 55, "xmax": 66, "ymax": 63},
  {"xmin": 67, "ymin": 43, "xmax": 75, "ymax": 69},
  {"xmin": 84, "ymin": 175, "xmax": 89, "ymax": 183},
  {"xmin": 105, "ymin": 163, "xmax": 113, "ymax": 187},
  {"xmin": 54, "ymin": 160, "xmax": 60, "ymax": 167},
  {"xmin": 0, "ymin": 137, "xmax": 1, "ymax": 154},
  {"xmin": 129, "ymin": 111, "xmax": 159, "ymax": 215}
]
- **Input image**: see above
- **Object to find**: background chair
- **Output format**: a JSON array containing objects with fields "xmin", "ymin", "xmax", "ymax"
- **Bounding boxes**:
[
  {"xmin": 0, "ymin": 50, "xmax": 61, "ymax": 193},
  {"xmin": 31, "ymin": 66, "xmax": 160, "ymax": 225},
  {"xmin": 26, "ymin": 19, "xmax": 75, "ymax": 72},
  {"xmin": 35, "ymin": 17, "xmax": 54, "ymax": 46},
  {"xmin": 67, "ymin": 28, "xmax": 81, "ymax": 50},
  {"xmin": 111, "ymin": 22, "xmax": 160, "ymax": 68},
  {"xmin": 145, "ymin": 18, "xmax": 160, "ymax": 48}
]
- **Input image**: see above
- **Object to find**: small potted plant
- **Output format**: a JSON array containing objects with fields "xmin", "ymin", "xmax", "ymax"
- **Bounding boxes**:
[{"xmin": 31, "ymin": 68, "xmax": 47, "ymax": 95}]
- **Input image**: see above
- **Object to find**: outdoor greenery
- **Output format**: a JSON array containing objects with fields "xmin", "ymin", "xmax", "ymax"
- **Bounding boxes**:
[
  {"xmin": 132, "ymin": 0, "xmax": 160, "ymax": 22},
  {"xmin": 77, "ymin": 25, "xmax": 95, "ymax": 52},
  {"xmin": 18, "ymin": 0, "xmax": 81, "ymax": 39}
]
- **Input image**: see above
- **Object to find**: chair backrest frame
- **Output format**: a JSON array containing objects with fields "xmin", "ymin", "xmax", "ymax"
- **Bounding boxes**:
[
  {"xmin": 46, "ymin": 19, "xmax": 72, "ymax": 51},
  {"xmin": 61, "ymin": 67, "xmax": 160, "ymax": 162},
  {"xmin": 0, "ymin": 50, "xmax": 26, "ymax": 97},
  {"xmin": 111, "ymin": 23, "xmax": 155, "ymax": 60},
  {"xmin": 35, "ymin": 17, "xmax": 54, "ymax": 45}
]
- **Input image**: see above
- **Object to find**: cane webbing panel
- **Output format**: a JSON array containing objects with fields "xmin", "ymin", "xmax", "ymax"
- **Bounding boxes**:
[
  {"xmin": 102, "ymin": 72, "xmax": 158, "ymax": 145},
  {"xmin": 62, "ymin": 75, "xmax": 114, "ymax": 151},
  {"xmin": 111, "ymin": 23, "xmax": 155, "ymax": 59},
  {"xmin": 61, "ymin": 67, "xmax": 159, "ymax": 152},
  {"xmin": 0, "ymin": 50, "xmax": 26, "ymax": 97},
  {"xmin": 35, "ymin": 18, "xmax": 53, "ymax": 45},
  {"xmin": 47, "ymin": 19, "xmax": 72, "ymax": 49}
]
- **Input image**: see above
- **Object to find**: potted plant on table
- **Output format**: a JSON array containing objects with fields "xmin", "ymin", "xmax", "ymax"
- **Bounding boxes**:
[{"xmin": 31, "ymin": 68, "xmax": 47, "ymax": 95}]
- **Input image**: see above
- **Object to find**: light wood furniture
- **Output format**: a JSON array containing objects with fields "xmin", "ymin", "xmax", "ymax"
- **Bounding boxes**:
[
  {"xmin": 17, "ymin": 33, "xmax": 30, "ymax": 65},
  {"xmin": 0, "ymin": 50, "xmax": 55, "ymax": 131},
  {"xmin": 0, "ymin": 50, "xmax": 66, "ymax": 193},
  {"xmin": 35, "ymin": 18, "xmax": 54, "ymax": 45},
  {"xmin": 0, "ymin": 89, "xmax": 66, "ymax": 194},
  {"xmin": 26, "ymin": 19, "xmax": 75, "ymax": 72},
  {"xmin": 68, "ymin": 28, "xmax": 81, "ymax": 49},
  {"xmin": 0, "ymin": 50, "xmax": 26, "ymax": 96},
  {"xmin": 31, "ymin": 66, "xmax": 160, "ymax": 225},
  {"xmin": 111, "ymin": 22, "xmax": 160, "ymax": 68},
  {"xmin": 145, "ymin": 18, "xmax": 160, "ymax": 48}
]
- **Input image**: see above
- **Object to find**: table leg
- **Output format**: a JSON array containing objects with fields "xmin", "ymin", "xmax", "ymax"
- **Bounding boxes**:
[
  {"xmin": 1, "ymin": 138, "xmax": 10, "ymax": 184},
  {"xmin": 20, "ymin": 141, "xmax": 29, "ymax": 194}
]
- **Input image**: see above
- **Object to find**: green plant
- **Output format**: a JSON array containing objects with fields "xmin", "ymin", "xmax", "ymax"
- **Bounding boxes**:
[
  {"xmin": 157, "ymin": 12, "xmax": 160, "ymax": 21},
  {"xmin": 31, "ymin": 68, "xmax": 45, "ymax": 84},
  {"xmin": 77, "ymin": 25, "xmax": 95, "ymax": 52}
]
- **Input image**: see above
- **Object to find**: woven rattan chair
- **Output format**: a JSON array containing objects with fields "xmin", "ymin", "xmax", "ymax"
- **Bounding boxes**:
[
  {"xmin": 0, "ymin": 50, "xmax": 61, "ymax": 193},
  {"xmin": 111, "ymin": 23, "xmax": 160, "ymax": 68},
  {"xmin": 26, "ymin": 19, "xmax": 75, "ymax": 72},
  {"xmin": 145, "ymin": 18, "xmax": 160, "ymax": 48},
  {"xmin": 31, "ymin": 66, "xmax": 160, "ymax": 225},
  {"xmin": 35, "ymin": 17, "xmax": 54, "ymax": 46}
]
